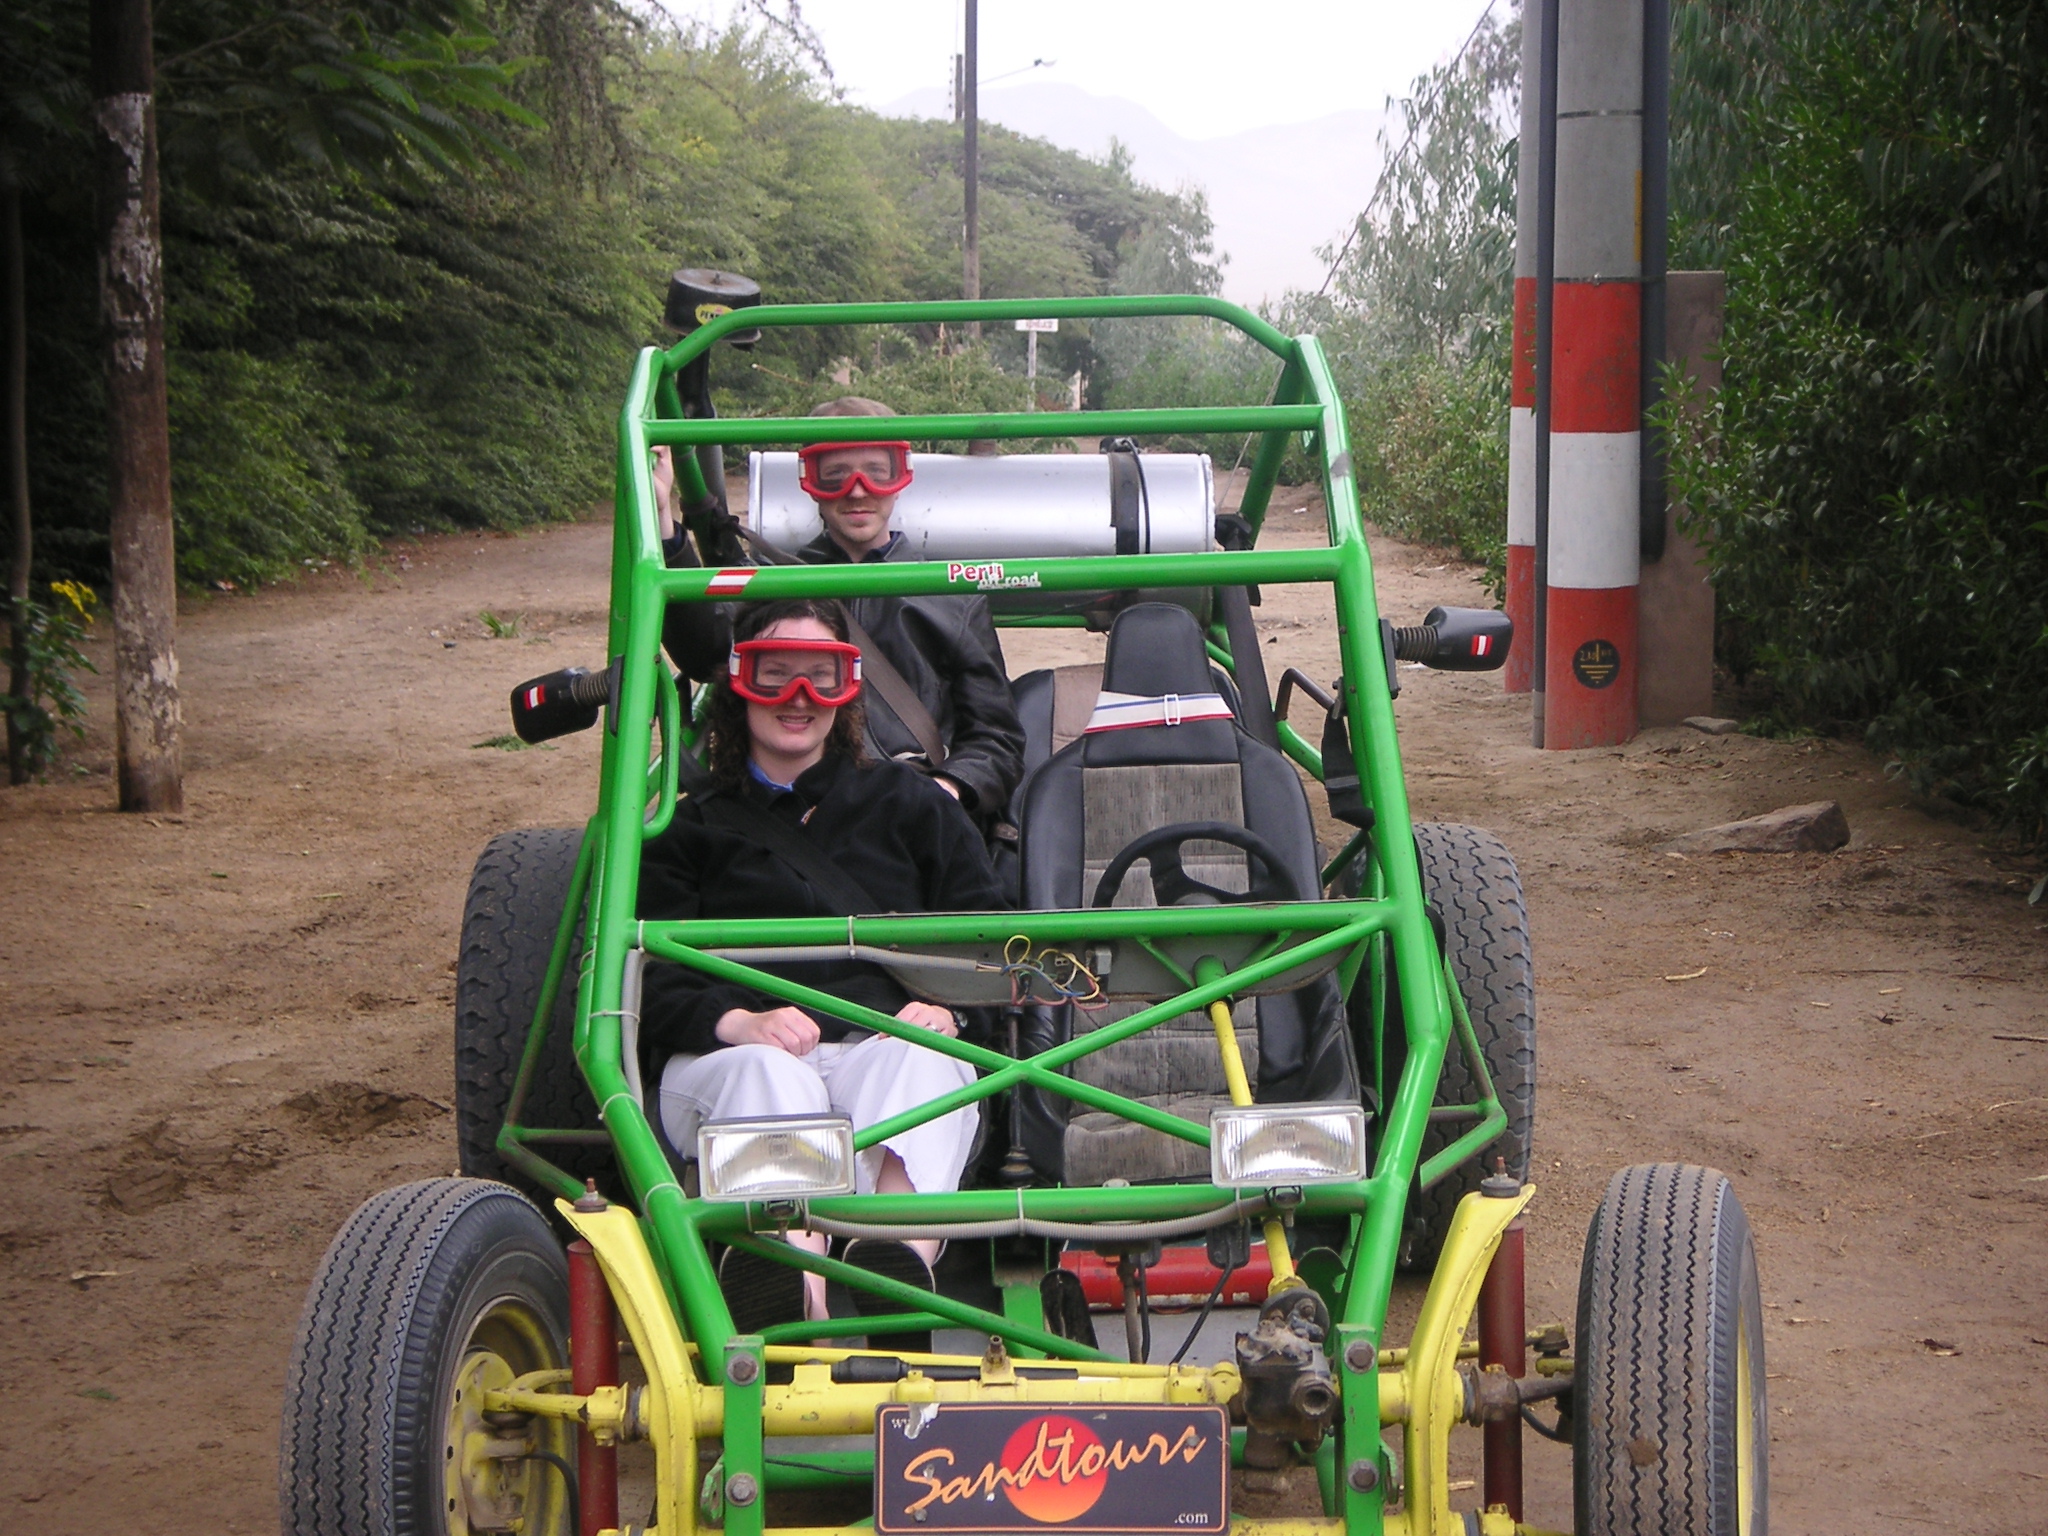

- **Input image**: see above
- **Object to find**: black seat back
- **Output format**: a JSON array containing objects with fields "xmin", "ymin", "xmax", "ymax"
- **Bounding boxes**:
[{"xmin": 1013, "ymin": 604, "xmax": 1357, "ymax": 1184}]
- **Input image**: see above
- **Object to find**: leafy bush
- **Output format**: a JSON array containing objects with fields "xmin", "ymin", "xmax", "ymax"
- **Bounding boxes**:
[
  {"xmin": 1667, "ymin": 0, "xmax": 2048, "ymax": 840},
  {"xmin": 4, "ymin": 581, "xmax": 97, "ymax": 782},
  {"xmin": 1348, "ymin": 354, "xmax": 1509, "ymax": 590}
]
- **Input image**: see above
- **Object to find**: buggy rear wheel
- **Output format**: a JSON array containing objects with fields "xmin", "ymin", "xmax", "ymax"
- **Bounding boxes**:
[
  {"xmin": 280, "ymin": 1178, "xmax": 574, "ymax": 1536},
  {"xmin": 456, "ymin": 828, "xmax": 609, "ymax": 1205},
  {"xmin": 1574, "ymin": 1163, "xmax": 1768, "ymax": 1536},
  {"xmin": 1402, "ymin": 821, "xmax": 1535, "ymax": 1268}
]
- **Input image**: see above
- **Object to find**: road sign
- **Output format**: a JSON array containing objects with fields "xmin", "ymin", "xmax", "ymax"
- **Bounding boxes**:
[{"xmin": 1014, "ymin": 317, "xmax": 1059, "ymax": 333}]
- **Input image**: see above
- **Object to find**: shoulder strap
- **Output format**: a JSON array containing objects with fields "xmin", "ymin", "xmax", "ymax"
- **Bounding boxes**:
[
  {"xmin": 691, "ymin": 788, "xmax": 882, "ymax": 917},
  {"xmin": 842, "ymin": 615, "xmax": 949, "ymax": 770}
]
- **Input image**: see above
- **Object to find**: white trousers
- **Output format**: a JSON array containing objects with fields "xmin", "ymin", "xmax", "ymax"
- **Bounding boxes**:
[{"xmin": 659, "ymin": 1035, "xmax": 979, "ymax": 1195}]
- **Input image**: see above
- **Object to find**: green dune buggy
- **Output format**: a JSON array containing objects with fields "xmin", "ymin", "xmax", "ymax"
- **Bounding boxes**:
[{"xmin": 280, "ymin": 290, "xmax": 1767, "ymax": 1536}]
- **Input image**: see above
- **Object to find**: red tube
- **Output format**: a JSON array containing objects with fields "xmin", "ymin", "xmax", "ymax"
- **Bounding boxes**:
[
  {"xmin": 569, "ymin": 1239, "xmax": 619, "ymax": 1536},
  {"xmin": 1477, "ymin": 1218, "xmax": 1526, "ymax": 1519}
]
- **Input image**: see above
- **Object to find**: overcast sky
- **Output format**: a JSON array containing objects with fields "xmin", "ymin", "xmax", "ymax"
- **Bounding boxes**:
[{"xmin": 701, "ymin": 0, "xmax": 1503, "ymax": 140}]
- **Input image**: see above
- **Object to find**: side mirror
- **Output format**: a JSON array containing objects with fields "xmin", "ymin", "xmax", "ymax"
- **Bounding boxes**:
[
  {"xmin": 1390, "ymin": 606, "xmax": 1512, "ymax": 672},
  {"xmin": 510, "ymin": 666, "xmax": 612, "ymax": 744}
]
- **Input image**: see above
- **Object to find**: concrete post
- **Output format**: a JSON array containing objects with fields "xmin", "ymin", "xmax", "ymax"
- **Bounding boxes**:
[
  {"xmin": 1636, "ymin": 270, "xmax": 1722, "ymax": 724},
  {"xmin": 1544, "ymin": 0, "xmax": 1642, "ymax": 748}
]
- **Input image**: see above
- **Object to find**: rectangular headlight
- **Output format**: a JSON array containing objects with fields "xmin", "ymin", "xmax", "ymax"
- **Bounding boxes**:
[
  {"xmin": 698, "ymin": 1113, "xmax": 856, "ymax": 1202},
  {"xmin": 1210, "ymin": 1104, "xmax": 1370, "ymax": 1188}
]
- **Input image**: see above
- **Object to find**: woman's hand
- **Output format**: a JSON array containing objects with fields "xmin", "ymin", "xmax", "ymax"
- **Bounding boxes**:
[
  {"xmin": 651, "ymin": 446, "xmax": 679, "ymax": 541},
  {"xmin": 715, "ymin": 1005, "xmax": 820, "ymax": 1055},
  {"xmin": 895, "ymin": 1000, "xmax": 960, "ymax": 1037}
]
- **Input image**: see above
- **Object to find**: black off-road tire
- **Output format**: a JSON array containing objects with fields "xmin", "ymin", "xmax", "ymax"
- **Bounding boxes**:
[
  {"xmin": 456, "ymin": 828, "xmax": 609, "ymax": 1205},
  {"xmin": 1402, "ymin": 822, "xmax": 1535, "ymax": 1269},
  {"xmin": 280, "ymin": 1178, "xmax": 574, "ymax": 1536},
  {"xmin": 1575, "ymin": 1163, "xmax": 1768, "ymax": 1536}
]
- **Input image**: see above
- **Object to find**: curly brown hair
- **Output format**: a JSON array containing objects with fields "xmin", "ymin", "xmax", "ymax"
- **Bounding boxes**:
[{"xmin": 705, "ymin": 598, "xmax": 867, "ymax": 787}]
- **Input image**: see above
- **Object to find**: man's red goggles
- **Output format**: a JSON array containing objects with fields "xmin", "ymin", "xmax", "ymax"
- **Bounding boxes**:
[
  {"xmin": 797, "ymin": 440, "xmax": 915, "ymax": 501},
  {"xmin": 727, "ymin": 638, "xmax": 863, "ymax": 707}
]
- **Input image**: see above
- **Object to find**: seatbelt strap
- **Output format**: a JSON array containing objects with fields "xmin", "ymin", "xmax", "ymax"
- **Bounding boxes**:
[
  {"xmin": 1217, "ymin": 583, "xmax": 1280, "ymax": 748},
  {"xmin": 729, "ymin": 524, "xmax": 950, "ymax": 772},
  {"xmin": 691, "ymin": 791, "xmax": 883, "ymax": 917},
  {"xmin": 842, "ymin": 616, "xmax": 950, "ymax": 771}
]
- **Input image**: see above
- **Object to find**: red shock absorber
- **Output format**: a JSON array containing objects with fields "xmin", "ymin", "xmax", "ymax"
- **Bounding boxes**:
[
  {"xmin": 569, "ymin": 1237, "xmax": 620, "ymax": 1536},
  {"xmin": 1477, "ymin": 1206, "xmax": 1528, "ymax": 1519}
]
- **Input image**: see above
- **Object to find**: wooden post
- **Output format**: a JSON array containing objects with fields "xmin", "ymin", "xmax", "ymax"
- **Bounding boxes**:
[
  {"xmin": 4, "ymin": 172, "xmax": 33, "ymax": 785},
  {"xmin": 91, "ymin": 0, "xmax": 183, "ymax": 812}
]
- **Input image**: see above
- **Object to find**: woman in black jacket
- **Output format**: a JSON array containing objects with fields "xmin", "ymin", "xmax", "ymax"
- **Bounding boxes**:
[{"xmin": 638, "ymin": 596, "xmax": 1004, "ymax": 1333}]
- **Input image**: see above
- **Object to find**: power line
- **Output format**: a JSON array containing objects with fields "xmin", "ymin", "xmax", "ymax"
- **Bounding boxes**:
[{"xmin": 1313, "ymin": 0, "xmax": 1502, "ymax": 300}]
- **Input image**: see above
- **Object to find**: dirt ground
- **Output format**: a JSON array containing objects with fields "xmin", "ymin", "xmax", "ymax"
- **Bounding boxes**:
[{"xmin": 2, "ymin": 490, "xmax": 2045, "ymax": 1534}]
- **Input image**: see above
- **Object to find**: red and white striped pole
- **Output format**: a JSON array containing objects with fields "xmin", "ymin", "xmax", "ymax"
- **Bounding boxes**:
[
  {"xmin": 1544, "ymin": 0, "xmax": 1642, "ymax": 747},
  {"xmin": 1503, "ymin": 6, "xmax": 1542, "ymax": 695}
]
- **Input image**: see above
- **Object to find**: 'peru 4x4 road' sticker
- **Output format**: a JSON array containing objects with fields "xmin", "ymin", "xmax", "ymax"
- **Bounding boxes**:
[{"xmin": 947, "ymin": 560, "xmax": 1043, "ymax": 592}]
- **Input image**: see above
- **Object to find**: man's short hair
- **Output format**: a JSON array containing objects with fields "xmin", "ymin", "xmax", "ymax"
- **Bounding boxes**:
[{"xmin": 810, "ymin": 396, "xmax": 896, "ymax": 418}]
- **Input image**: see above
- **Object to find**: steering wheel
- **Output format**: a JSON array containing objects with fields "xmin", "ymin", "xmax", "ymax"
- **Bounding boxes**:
[{"xmin": 1089, "ymin": 821, "xmax": 1304, "ymax": 908}]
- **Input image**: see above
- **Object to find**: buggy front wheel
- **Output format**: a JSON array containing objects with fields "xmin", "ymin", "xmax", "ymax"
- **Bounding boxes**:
[
  {"xmin": 1574, "ymin": 1162, "xmax": 1768, "ymax": 1536},
  {"xmin": 280, "ymin": 1178, "xmax": 575, "ymax": 1536}
]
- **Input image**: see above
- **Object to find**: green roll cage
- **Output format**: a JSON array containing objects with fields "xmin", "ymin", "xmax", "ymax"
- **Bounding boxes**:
[{"xmin": 491, "ymin": 293, "xmax": 1506, "ymax": 1427}]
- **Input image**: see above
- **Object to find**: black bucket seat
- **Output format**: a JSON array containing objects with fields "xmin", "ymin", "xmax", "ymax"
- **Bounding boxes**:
[{"xmin": 1013, "ymin": 603, "xmax": 1358, "ymax": 1185}]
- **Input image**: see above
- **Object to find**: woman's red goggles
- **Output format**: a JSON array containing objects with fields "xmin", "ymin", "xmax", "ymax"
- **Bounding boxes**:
[
  {"xmin": 797, "ymin": 440, "xmax": 914, "ymax": 501},
  {"xmin": 728, "ymin": 638, "xmax": 863, "ymax": 707}
]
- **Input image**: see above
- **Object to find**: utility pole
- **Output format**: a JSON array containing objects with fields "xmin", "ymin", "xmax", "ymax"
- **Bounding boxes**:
[
  {"xmin": 962, "ymin": 0, "xmax": 980, "ymax": 338},
  {"xmin": 91, "ymin": 0, "xmax": 183, "ymax": 811}
]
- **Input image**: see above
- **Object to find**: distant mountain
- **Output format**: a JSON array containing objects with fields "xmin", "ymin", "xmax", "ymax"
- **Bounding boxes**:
[{"xmin": 884, "ymin": 82, "xmax": 1388, "ymax": 307}]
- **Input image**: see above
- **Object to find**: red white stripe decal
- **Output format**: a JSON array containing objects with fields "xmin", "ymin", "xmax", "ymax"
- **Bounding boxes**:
[
  {"xmin": 1084, "ymin": 691, "xmax": 1236, "ymax": 734},
  {"xmin": 524, "ymin": 685, "xmax": 546, "ymax": 710},
  {"xmin": 706, "ymin": 568, "xmax": 755, "ymax": 596},
  {"xmin": 1472, "ymin": 634, "xmax": 1494, "ymax": 657}
]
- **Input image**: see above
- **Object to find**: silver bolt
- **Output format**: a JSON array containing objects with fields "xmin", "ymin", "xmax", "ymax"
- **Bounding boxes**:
[
  {"xmin": 725, "ymin": 1473, "xmax": 759, "ymax": 1507},
  {"xmin": 1347, "ymin": 1458, "xmax": 1380, "ymax": 1493},
  {"xmin": 1344, "ymin": 1340, "xmax": 1374, "ymax": 1373},
  {"xmin": 725, "ymin": 1353, "xmax": 760, "ymax": 1386}
]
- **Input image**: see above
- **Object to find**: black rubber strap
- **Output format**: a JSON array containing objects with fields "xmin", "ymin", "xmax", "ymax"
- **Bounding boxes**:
[
  {"xmin": 1216, "ymin": 584, "xmax": 1279, "ymax": 749},
  {"xmin": 1106, "ymin": 442, "xmax": 1145, "ymax": 556}
]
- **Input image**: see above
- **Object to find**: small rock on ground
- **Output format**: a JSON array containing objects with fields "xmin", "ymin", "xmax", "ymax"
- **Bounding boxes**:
[
  {"xmin": 1683, "ymin": 716, "xmax": 1742, "ymax": 735},
  {"xmin": 1667, "ymin": 800, "xmax": 1850, "ymax": 854}
]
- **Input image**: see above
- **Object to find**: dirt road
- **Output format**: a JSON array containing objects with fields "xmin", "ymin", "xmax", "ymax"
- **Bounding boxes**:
[{"xmin": 2, "ymin": 500, "xmax": 2044, "ymax": 1532}]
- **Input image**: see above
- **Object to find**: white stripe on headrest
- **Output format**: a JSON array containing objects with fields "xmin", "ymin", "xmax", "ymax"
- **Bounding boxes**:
[{"xmin": 1083, "ymin": 690, "xmax": 1236, "ymax": 734}]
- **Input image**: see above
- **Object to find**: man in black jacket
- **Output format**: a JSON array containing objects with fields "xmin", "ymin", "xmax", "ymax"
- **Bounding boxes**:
[{"xmin": 653, "ymin": 398, "xmax": 1026, "ymax": 818}]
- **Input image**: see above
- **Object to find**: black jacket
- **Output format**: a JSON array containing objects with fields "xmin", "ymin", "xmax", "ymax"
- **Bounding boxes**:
[
  {"xmin": 660, "ymin": 531, "xmax": 1027, "ymax": 815},
  {"xmin": 636, "ymin": 752, "xmax": 1006, "ymax": 1057}
]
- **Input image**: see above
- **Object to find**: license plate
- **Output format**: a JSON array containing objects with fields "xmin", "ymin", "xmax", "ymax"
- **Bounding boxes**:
[{"xmin": 874, "ymin": 1403, "xmax": 1229, "ymax": 1535}]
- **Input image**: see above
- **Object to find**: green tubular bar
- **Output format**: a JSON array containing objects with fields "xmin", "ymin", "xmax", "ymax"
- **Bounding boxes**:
[
  {"xmin": 657, "ymin": 545, "xmax": 1340, "ymax": 601},
  {"xmin": 514, "ymin": 297, "xmax": 1472, "ymax": 1439},
  {"xmin": 1416, "ymin": 956, "xmax": 1508, "ymax": 1190},
  {"xmin": 643, "ymin": 915, "xmax": 1379, "ymax": 1149},
  {"xmin": 660, "ymin": 294, "xmax": 1297, "ymax": 367},
  {"xmin": 1279, "ymin": 718, "xmax": 1325, "ymax": 779},
  {"xmin": 647, "ymin": 404, "xmax": 1324, "ymax": 448}
]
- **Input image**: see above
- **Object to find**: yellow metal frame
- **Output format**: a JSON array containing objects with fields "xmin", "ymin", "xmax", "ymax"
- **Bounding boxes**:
[{"xmin": 487, "ymin": 1190, "xmax": 1571, "ymax": 1536}]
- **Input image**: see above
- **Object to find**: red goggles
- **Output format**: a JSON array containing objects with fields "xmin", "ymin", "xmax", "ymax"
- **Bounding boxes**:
[
  {"xmin": 797, "ymin": 440, "xmax": 915, "ymax": 501},
  {"xmin": 727, "ymin": 638, "xmax": 863, "ymax": 707}
]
